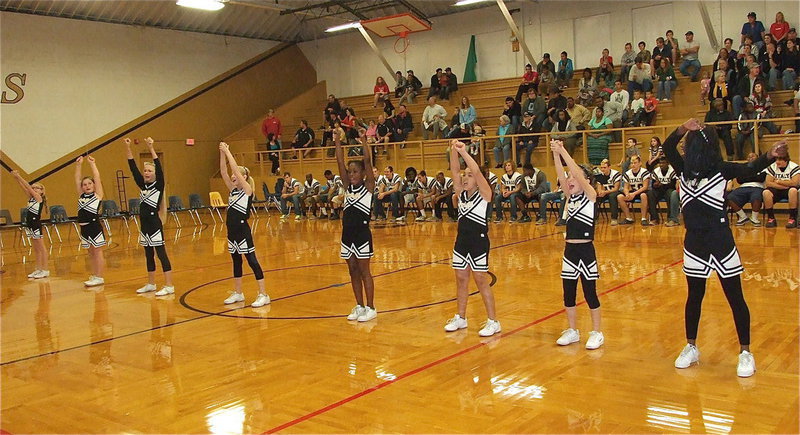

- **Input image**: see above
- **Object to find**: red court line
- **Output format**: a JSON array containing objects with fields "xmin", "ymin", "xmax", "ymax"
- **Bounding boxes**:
[{"xmin": 263, "ymin": 259, "xmax": 684, "ymax": 433}]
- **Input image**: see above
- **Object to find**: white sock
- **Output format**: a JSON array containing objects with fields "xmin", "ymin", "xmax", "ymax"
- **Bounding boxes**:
[
  {"xmin": 420, "ymin": 209, "xmax": 426, "ymax": 217},
  {"xmin": 736, "ymin": 210, "xmax": 747, "ymax": 219},
  {"xmin": 751, "ymin": 211, "xmax": 760, "ymax": 219}
]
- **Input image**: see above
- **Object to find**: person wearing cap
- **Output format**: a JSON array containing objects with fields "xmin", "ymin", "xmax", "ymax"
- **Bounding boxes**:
[
  {"xmin": 537, "ymin": 53, "xmax": 556, "ymax": 77},
  {"xmin": 779, "ymin": 27, "xmax": 799, "ymax": 53},
  {"xmin": 679, "ymin": 31, "xmax": 701, "ymax": 82},
  {"xmin": 741, "ymin": 12, "xmax": 766, "ymax": 51},
  {"xmin": 516, "ymin": 112, "xmax": 538, "ymax": 166},
  {"xmin": 543, "ymin": 86, "xmax": 568, "ymax": 131}
]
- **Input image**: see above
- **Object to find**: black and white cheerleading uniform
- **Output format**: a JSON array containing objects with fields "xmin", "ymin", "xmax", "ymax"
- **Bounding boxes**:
[
  {"xmin": 341, "ymin": 183, "xmax": 374, "ymax": 259},
  {"xmin": 662, "ymin": 129, "xmax": 774, "ymax": 279},
  {"xmin": 765, "ymin": 161, "xmax": 800, "ymax": 202},
  {"xmin": 560, "ymin": 192, "xmax": 599, "ymax": 280},
  {"xmin": 226, "ymin": 188, "xmax": 255, "ymax": 254},
  {"xmin": 452, "ymin": 189, "xmax": 490, "ymax": 272},
  {"xmin": 129, "ymin": 158, "xmax": 165, "ymax": 247},
  {"xmin": 623, "ymin": 167, "xmax": 651, "ymax": 199},
  {"xmin": 78, "ymin": 192, "xmax": 106, "ymax": 248},
  {"xmin": 24, "ymin": 198, "xmax": 44, "ymax": 239}
]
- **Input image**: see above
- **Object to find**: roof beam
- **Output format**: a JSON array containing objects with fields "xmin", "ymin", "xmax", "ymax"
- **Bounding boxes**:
[
  {"xmin": 395, "ymin": 0, "xmax": 430, "ymax": 24},
  {"xmin": 278, "ymin": 0, "xmax": 357, "ymax": 16}
]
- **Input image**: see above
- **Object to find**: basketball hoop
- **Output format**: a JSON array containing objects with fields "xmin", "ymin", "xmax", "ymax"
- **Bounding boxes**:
[
  {"xmin": 360, "ymin": 13, "xmax": 431, "ymax": 54},
  {"xmin": 395, "ymin": 31, "xmax": 410, "ymax": 54}
]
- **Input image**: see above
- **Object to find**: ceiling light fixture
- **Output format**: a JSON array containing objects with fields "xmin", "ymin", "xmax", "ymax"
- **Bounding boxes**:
[
  {"xmin": 454, "ymin": 0, "xmax": 492, "ymax": 6},
  {"xmin": 176, "ymin": 0, "xmax": 225, "ymax": 11},
  {"xmin": 325, "ymin": 21, "xmax": 362, "ymax": 33}
]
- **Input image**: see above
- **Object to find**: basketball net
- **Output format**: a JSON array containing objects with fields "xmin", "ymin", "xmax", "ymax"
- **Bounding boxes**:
[{"xmin": 394, "ymin": 31, "xmax": 410, "ymax": 54}]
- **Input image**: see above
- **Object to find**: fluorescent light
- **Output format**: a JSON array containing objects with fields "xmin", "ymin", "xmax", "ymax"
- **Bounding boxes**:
[
  {"xmin": 454, "ymin": 0, "xmax": 492, "ymax": 5},
  {"xmin": 176, "ymin": 0, "xmax": 225, "ymax": 11},
  {"xmin": 325, "ymin": 21, "xmax": 362, "ymax": 33}
]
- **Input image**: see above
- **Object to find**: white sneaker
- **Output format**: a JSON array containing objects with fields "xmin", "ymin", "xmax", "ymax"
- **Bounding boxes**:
[
  {"xmin": 252, "ymin": 293, "xmax": 271, "ymax": 307},
  {"xmin": 750, "ymin": 216, "xmax": 762, "ymax": 226},
  {"xmin": 154, "ymin": 286, "xmax": 175, "ymax": 296},
  {"xmin": 357, "ymin": 306, "xmax": 377, "ymax": 322},
  {"xmin": 556, "ymin": 328, "xmax": 580, "ymax": 345},
  {"xmin": 415, "ymin": 215, "xmax": 426, "ymax": 222},
  {"xmin": 674, "ymin": 343, "xmax": 700, "ymax": 368},
  {"xmin": 295, "ymin": 215, "xmax": 303, "ymax": 221},
  {"xmin": 735, "ymin": 216, "xmax": 749, "ymax": 226},
  {"xmin": 347, "ymin": 305, "xmax": 365, "ymax": 321},
  {"xmin": 478, "ymin": 319, "xmax": 501, "ymax": 337},
  {"xmin": 32, "ymin": 270, "xmax": 50, "ymax": 279},
  {"xmin": 585, "ymin": 331, "xmax": 604, "ymax": 349},
  {"xmin": 395, "ymin": 216, "xmax": 405, "ymax": 222},
  {"xmin": 223, "ymin": 291, "xmax": 245, "ymax": 304},
  {"xmin": 27, "ymin": 269, "xmax": 41, "ymax": 278},
  {"xmin": 737, "ymin": 350, "xmax": 756, "ymax": 377},
  {"xmin": 84, "ymin": 276, "xmax": 105, "ymax": 287},
  {"xmin": 136, "ymin": 283, "xmax": 157, "ymax": 294},
  {"xmin": 444, "ymin": 314, "xmax": 468, "ymax": 332}
]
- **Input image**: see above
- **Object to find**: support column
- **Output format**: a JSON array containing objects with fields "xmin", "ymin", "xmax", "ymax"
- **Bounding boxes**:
[
  {"xmin": 496, "ymin": 0, "xmax": 536, "ymax": 66},
  {"xmin": 357, "ymin": 25, "xmax": 396, "ymax": 78}
]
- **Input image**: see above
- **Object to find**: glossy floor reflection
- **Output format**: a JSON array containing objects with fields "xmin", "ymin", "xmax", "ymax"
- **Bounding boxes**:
[{"xmin": 1, "ymin": 215, "xmax": 798, "ymax": 433}]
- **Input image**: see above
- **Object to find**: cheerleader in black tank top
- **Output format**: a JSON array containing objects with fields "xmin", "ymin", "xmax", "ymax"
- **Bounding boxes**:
[
  {"xmin": 550, "ymin": 140, "xmax": 604, "ymax": 350},
  {"xmin": 125, "ymin": 138, "xmax": 174, "ymax": 296},
  {"xmin": 444, "ymin": 140, "xmax": 501, "ymax": 337},
  {"xmin": 10, "ymin": 170, "xmax": 50, "ymax": 278},
  {"xmin": 335, "ymin": 134, "xmax": 378, "ymax": 323},
  {"xmin": 663, "ymin": 119, "xmax": 786, "ymax": 378},
  {"xmin": 219, "ymin": 143, "xmax": 270, "ymax": 308},
  {"xmin": 74, "ymin": 156, "xmax": 107, "ymax": 287}
]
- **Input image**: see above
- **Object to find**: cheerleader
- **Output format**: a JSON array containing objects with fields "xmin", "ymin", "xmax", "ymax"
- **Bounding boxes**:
[
  {"xmin": 335, "ymin": 132, "xmax": 377, "ymax": 322},
  {"xmin": 219, "ymin": 143, "xmax": 270, "ymax": 308},
  {"xmin": 125, "ymin": 137, "xmax": 174, "ymax": 296},
  {"xmin": 444, "ymin": 140, "xmax": 500, "ymax": 337},
  {"xmin": 10, "ymin": 170, "xmax": 49, "ymax": 278},
  {"xmin": 551, "ymin": 139, "xmax": 603, "ymax": 349},
  {"xmin": 74, "ymin": 156, "xmax": 106, "ymax": 287},
  {"xmin": 663, "ymin": 118, "xmax": 786, "ymax": 377}
]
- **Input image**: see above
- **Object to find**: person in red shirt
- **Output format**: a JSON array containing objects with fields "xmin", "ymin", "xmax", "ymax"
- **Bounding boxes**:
[
  {"xmin": 261, "ymin": 109, "xmax": 282, "ymax": 147},
  {"xmin": 515, "ymin": 63, "xmax": 539, "ymax": 102},
  {"xmin": 599, "ymin": 48, "xmax": 613, "ymax": 68},
  {"xmin": 770, "ymin": 11, "xmax": 790, "ymax": 44},
  {"xmin": 643, "ymin": 91, "xmax": 659, "ymax": 126},
  {"xmin": 373, "ymin": 76, "xmax": 390, "ymax": 108}
]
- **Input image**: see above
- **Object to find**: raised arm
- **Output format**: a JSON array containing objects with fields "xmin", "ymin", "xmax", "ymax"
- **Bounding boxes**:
[
  {"xmin": 662, "ymin": 119, "xmax": 699, "ymax": 175},
  {"xmin": 221, "ymin": 142, "xmax": 252, "ymax": 196},
  {"xmin": 125, "ymin": 138, "xmax": 145, "ymax": 188},
  {"xmin": 454, "ymin": 140, "xmax": 491, "ymax": 201},
  {"xmin": 551, "ymin": 141, "xmax": 569, "ymax": 194},
  {"xmin": 74, "ymin": 156, "xmax": 84, "ymax": 195},
  {"xmin": 11, "ymin": 170, "xmax": 42, "ymax": 202},
  {"xmin": 553, "ymin": 139, "xmax": 596, "ymax": 201},
  {"xmin": 334, "ymin": 136, "xmax": 349, "ymax": 189},
  {"xmin": 87, "ymin": 156, "xmax": 103, "ymax": 199},
  {"xmin": 362, "ymin": 130, "xmax": 375, "ymax": 193},
  {"xmin": 219, "ymin": 143, "xmax": 235, "ymax": 191},
  {"xmin": 449, "ymin": 140, "xmax": 463, "ymax": 196},
  {"xmin": 720, "ymin": 139, "xmax": 785, "ymax": 180}
]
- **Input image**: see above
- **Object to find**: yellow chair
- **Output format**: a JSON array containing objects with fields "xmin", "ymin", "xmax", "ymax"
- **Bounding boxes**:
[{"xmin": 209, "ymin": 192, "xmax": 227, "ymax": 222}]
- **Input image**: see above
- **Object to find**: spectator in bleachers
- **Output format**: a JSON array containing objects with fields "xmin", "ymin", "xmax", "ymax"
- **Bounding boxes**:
[
  {"xmin": 762, "ymin": 155, "xmax": 800, "ymax": 228},
  {"xmin": 375, "ymin": 166, "xmax": 402, "ymax": 221},
  {"xmin": 323, "ymin": 94, "xmax": 341, "ymax": 122},
  {"xmin": 628, "ymin": 89, "xmax": 645, "ymax": 126},
  {"xmin": 428, "ymin": 68, "xmax": 443, "ymax": 100},
  {"xmin": 780, "ymin": 27, "xmax": 799, "ymax": 53},
  {"xmin": 392, "ymin": 104, "xmax": 413, "ymax": 143},
  {"xmin": 433, "ymin": 171, "xmax": 456, "ymax": 221},
  {"xmin": 597, "ymin": 60, "xmax": 616, "ymax": 88},
  {"xmin": 665, "ymin": 30, "xmax": 680, "ymax": 66},
  {"xmin": 586, "ymin": 106, "xmax": 613, "ymax": 165},
  {"xmin": 762, "ymin": 42, "xmax": 782, "ymax": 90},
  {"xmin": 620, "ymin": 43, "xmax": 636, "ymax": 84},
  {"xmin": 577, "ymin": 68, "xmax": 598, "ymax": 107},
  {"xmin": 557, "ymin": 51, "xmax": 574, "ymax": 90},
  {"xmin": 291, "ymin": 120, "xmax": 315, "ymax": 159},
  {"xmin": 373, "ymin": 77, "xmax": 390, "ymax": 108},
  {"xmin": 261, "ymin": 108, "xmax": 282, "ymax": 148},
  {"xmin": 516, "ymin": 112, "xmax": 538, "ymax": 166},
  {"xmin": 656, "ymin": 58, "xmax": 678, "ymax": 101},
  {"xmin": 594, "ymin": 96, "xmax": 624, "ymax": 139},
  {"xmin": 705, "ymin": 99, "xmax": 736, "ymax": 160},
  {"xmin": 382, "ymin": 97, "xmax": 396, "ymax": 119},
  {"xmin": 445, "ymin": 67, "xmax": 458, "ymax": 93},
  {"xmin": 733, "ymin": 45, "xmax": 752, "ymax": 81},
  {"xmin": 679, "ymin": 31, "xmax": 701, "ymax": 82},
  {"xmin": 516, "ymin": 163, "xmax": 548, "ymax": 223},
  {"xmin": 599, "ymin": 48, "xmax": 613, "ymax": 66},
  {"xmin": 522, "ymin": 87, "xmax": 547, "ymax": 131},
  {"xmin": 339, "ymin": 99, "xmax": 354, "ymax": 118},
  {"xmin": 595, "ymin": 159, "xmax": 622, "ymax": 225},
  {"xmin": 516, "ymin": 63, "xmax": 539, "ymax": 101},
  {"xmin": 459, "ymin": 96, "xmax": 477, "ymax": 128},
  {"xmin": 647, "ymin": 156, "xmax": 680, "ymax": 226},
  {"xmin": 620, "ymin": 137, "xmax": 640, "ymax": 174},
  {"xmin": 340, "ymin": 108, "xmax": 357, "ymax": 142},
  {"xmin": 422, "ymin": 97, "xmax": 447, "ymax": 140},
  {"xmin": 732, "ymin": 62, "xmax": 761, "ymax": 117},
  {"xmin": 493, "ymin": 160, "xmax": 523, "ymax": 222},
  {"xmin": 365, "ymin": 119, "xmax": 378, "ymax": 143},
  {"xmin": 566, "ymin": 97, "xmax": 591, "ymax": 130},
  {"xmin": 280, "ymin": 172, "xmax": 304, "ymax": 220},
  {"xmin": 725, "ymin": 38, "xmax": 738, "ymax": 62},
  {"xmin": 448, "ymin": 122, "xmax": 472, "ymax": 142},
  {"xmin": 781, "ymin": 39, "xmax": 799, "ymax": 90},
  {"xmin": 468, "ymin": 125, "xmax": 485, "ymax": 164},
  {"xmin": 771, "ymin": 12, "xmax": 790, "ymax": 44},
  {"xmin": 617, "ymin": 155, "xmax": 652, "ymax": 226},
  {"xmin": 701, "ymin": 70, "xmax": 710, "ymax": 105},
  {"xmin": 610, "ymin": 80, "xmax": 630, "ymax": 122},
  {"xmin": 537, "ymin": 53, "xmax": 556, "ymax": 76},
  {"xmin": 503, "ymin": 96, "xmax": 522, "ymax": 134},
  {"xmin": 321, "ymin": 169, "xmax": 344, "ymax": 219},
  {"xmin": 401, "ymin": 166, "xmax": 418, "ymax": 217},
  {"xmin": 536, "ymin": 169, "xmax": 567, "ymax": 226},
  {"xmin": 438, "ymin": 68, "xmax": 452, "ymax": 100},
  {"xmin": 393, "ymin": 71, "xmax": 407, "ymax": 98},
  {"xmin": 735, "ymin": 101, "xmax": 757, "ymax": 159},
  {"xmin": 727, "ymin": 153, "xmax": 766, "ymax": 226},
  {"xmin": 749, "ymin": 82, "xmax": 781, "ymax": 135},
  {"xmin": 321, "ymin": 112, "xmax": 336, "ymax": 147},
  {"xmin": 400, "ymin": 70, "xmax": 423, "ymax": 105},
  {"xmin": 266, "ymin": 133, "xmax": 280, "ymax": 175},
  {"xmin": 445, "ymin": 106, "xmax": 461, "ymax": 138},
  {"xmin": 493, "ymin": 115, "xmax": 513, "ymax": 168},
  {"xmin": 651, "ymin": 37, "xmax": 672, "ymax": 75},
  {"xmin": 643, "ymin": 91, "xmax": 659, "ymax": 126},
  {"xmin": 550, "ymin": 109, "xmax": 579, "ymax": 156},
  {"xmin": 302, "ymin": 174, "xmax": 321, "ymax": 219},
  {"xmin": 646, "ymin": 137, "xmax": 664, "ymax": 169},
  {"xmin": 742, "ymin": 12, "xmax": 766, "ymax": 51},
  {"xmin": 544, "ymin": 87, "xmax": 568, "ymax": 131},
  {"xmin": 539, "ymin": 65, "xmax": 556, "ymax": 90},
  {"xmin": 628, "ymin": 56, "xmax": 653, "ymax": 95},
  {"xmin": 414, "ymin": 170, "xmax": 437, "ymax": 221},
  {"xmin": 714, "ymin": 51, "xmax": 735, "ymax": 85},
  {"xmin": 375, "ymin": 114, "xmax": 392, "ymax": 153},
  {"xmin": 637, "ymin": 41, "xmax": 651, "ymax": 64}
]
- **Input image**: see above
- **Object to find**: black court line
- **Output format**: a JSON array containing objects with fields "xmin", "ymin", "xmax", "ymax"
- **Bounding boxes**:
[{"xmin": 1, "ymin": 232, "xmax": 556, "ymax": 366}]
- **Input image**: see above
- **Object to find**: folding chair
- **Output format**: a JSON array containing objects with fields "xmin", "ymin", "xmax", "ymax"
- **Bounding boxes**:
[
  {"xmin": 188, "ymin": 193, "xmax": 209, "ymax": 224},
  {"xmin": 208, "ymin": 192, "xmax": 226, "ymax": 222},
  {"xmin": 48, "ymin": 205, "xmax": 79, "ymax": 242},
  {"xmin": 168, "ymin": 196, "xmax": 194, "ymax": 227}
]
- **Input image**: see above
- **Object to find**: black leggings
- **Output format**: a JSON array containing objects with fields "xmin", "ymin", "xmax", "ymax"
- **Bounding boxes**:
[
  {"xmin": 685, "ymin": 275, "xmax": 750, "ymax": 345},
  {"xmin": 563, "ymin": 277, "xmax": 600, "ymax": 309},
  {"xmin": 232, "ymin": 252, "xmax": 264, "ymax": 280},
  {"xmin": 144, "ymin": 246, "xmax": 171, "ymax": 272}
]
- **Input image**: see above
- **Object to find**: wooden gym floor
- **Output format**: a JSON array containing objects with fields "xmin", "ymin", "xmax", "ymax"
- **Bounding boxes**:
[{"xmin": 1, "ymin": 214, "xmax": 798, "ymax": 433}]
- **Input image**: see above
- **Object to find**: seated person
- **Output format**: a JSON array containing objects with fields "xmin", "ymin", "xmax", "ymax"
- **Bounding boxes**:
[
  {"xmin": 594, "ymin": 159, "xmax": 622, "ymax": 225},
  {"xmin": 727, "ymin": 153, "xmax": 766, "ymax": 226},
  {"xmin": 617, "ymin": 155, "xmax": 651, "ymax": 226},
  {"xmin": 516, "ymin": 112, "xmax": 538, "ymax": 166},
  {"xmin": 302, "ymin": 173, "xmax": 321, "ymax": 218},
  {"xmin": 375, "ymin": 166, "xmax": 403, "ymax": 221},
  {"xmin": 320, "ymin": 169, "xmax": 344, "ymax": 219},
  {"xmin": 493, "ymin": 161, "xmax": 523, "ymax": 222},
  {"xmin": 516, "ymin": 63, "xmax": 539, "ymax": 101},
  {"xmin": 762, "ymin": 155, "xmax": 800, "ymax": 228},
  {"xmin": 642, "ymin": 90, "xmax": 658, "ymax": 126},
  {"xmin": 414, "ymin": 170, "xmax": 437, "ymax": 221},
  {"xmin": 280, "ymin": 172, "xmax": 305, "ymax": 220},
  {"xmin": 291, "ymin": 120, "xmax": 316, "ymax": 159},
  {"xmin": 433, "ymin": 171, "xmax": 456, "ymax": 221},
  {"xmin": 537, "ymin": 168, "xmax": 567, "ymax": 226},
  {"xmin": 400, "ymin": 167, "xmax": 418, "ymax": 218},
  {"xmin": 392, "ymin": 104, "xmax": 414, "ymax": 143},
  {"xmin": 646, "ymin": 157, "xmax": 680, "ymax": 226},
  {"xmin": 515, "ymin": 163, "xmax": 548, "ymax": 223}
]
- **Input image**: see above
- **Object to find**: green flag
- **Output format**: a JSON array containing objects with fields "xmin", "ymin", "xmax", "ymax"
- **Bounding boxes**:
[{"xmin": 463, "ymin": 35, "xmax": 477, "ymax": 83}]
